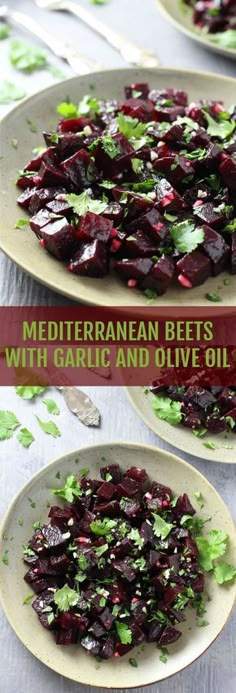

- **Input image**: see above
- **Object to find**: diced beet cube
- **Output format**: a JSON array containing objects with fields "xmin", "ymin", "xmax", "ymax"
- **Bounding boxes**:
[
  {"xmin": 48, "ymin": 505, "xmax": 79, "ymax": 530},
  {"xmin": 97, "ymin": 481, "xmax": 117, "ymax": 500},
  {"xmin": 115, "ymin": 257, "xmax": 153, "ymax": 282},
  {"xmin": 155, "ymin": 104, "xmax": 185, "ymax": 122},
  {"xmin": 100, "ymin": 635, "xmax": 115, "ymax": 659},
  {"xmin": 29, "ymin": 187, "xmax": 66, "ymax": 215},
  {"xmin": 183, "ymin": 412, "xmax": 203, "ymax": 430},
  {"xmin": 173, "ymin": 493, "xmax": 196, "ymax": 518},
  {"xmin": 162, "ymin": 124, "xmax": 183, "ymax": 144},
  {"xmin": 128, "ymin": 207, "xmax": 167, "ymax": 242},
  {"xmin": 150, "ymin": 481, "xmax": 172, "ymax": 499},
  {"xmin": 111, "ymin": 538, "xmax": 133, "ymax": 558},
  {"xmin": 121, "ymin": 497, "xmax": 141, "ymax": 518},
  {"xmin": 146, "ymin": 497, "xmax": 163, "ymax": 512},
  {"xmin": 61, "ymin": 148, "xmax": 97, "ymax": 189},
  {"xmin": 155, "ymin": 179, "xmax": 186, "ymax": 212},
  {"xmin": 37, "ymin": 162, "xmax": 67, "ymax": 187},
  {"xmin": 46, "ymin": 199, "xmax": 71, "ymax": 216},
  {"xmin": 57, "ymin": 132, "xmax": 85, "ymax": 159},
  {"xmin": 37, "ymin": 218, "xmax": 78, "ymax": 260},
  {"xmin": 114, "ymin": 643, "xmax": 133, "ymax": 657},
  {"xmin": 74, "ymin": 212, "xmax": 113, "ymax": 243},
  {"xmin": 140, "ymin": 520, "xmax": 154, "ymax": 544},
  {"xmin": 206, "ymin": 413, "xmax": 227, "ymax": 434},
  {"xmin": 149, "ymin": 88, "xmax": 188, "ymax": 107},
  {"xmin": 184, "ymin": 386, "xmax": 216, "ymax": 409},
  {"xmin": 147, "ymin": 622, "xmax": 164, "ymax": 642},
  {"xmin": 113, "ymin": 558, "xmax": 136, "ymax": 582},
  {"xmin": 201, "ymin": 224, "xmax": 230, "ymax": 275},
  {"xmin": 219, "ymin": 156, "xmax": 236, "ymax": 191},
  {"xmin": 193, "ymin": 202, "xmax": 225, "ymax": 228},
  {"xmin": 30, "ymin": 209, "xmax": 52, "ymax": 234},
  {"xmin": 89, "ymin": 621, "xmax": 106, "ymax": 638},
  {"xmin": 123, "ymin": 230, "xmax": 158, "ymax": 258},
  {"xmin": 69, "ymin": 240, "xmax": 108, "ymax": 277},
  {"xmin": 125, "ymin": 83, "xmax": 150, "ymax": 99},
  {"xmin": 100, "ymin": 464, "xmax": 122, "ymax": 484},
  {"xmin": 102, "ymin": 202, "xmax": 124, "ymax": 223},
  {"xmin": 177, "ymin": 251, "xmax": 212, "ymax": 288},
  {"xmin": 130, "ymin": 623, "xmax": 145, "ymax": 645},
  {"xmin": 17, "ymin": 172, "xmax": 36, "ymax": 190},
  {"xmin": 31, "ymin": 577, "xmax": 58, "ymax": 594},
  {"xmin": 56, "ymin": 628, "xmax": 78, "ymax": 645},
  {"xmin": 50, "ymin": 554, "xmax": 70, "ymax": 572},
  {"xmin": 120, "ymin": 98, "xmax": 157, "ymax": 122},
  {"xmin": 192, "ymin": 573, "xmax": 205, "ymax": 593},
  {"xmin": 93, "ymin": 500, "xmax": 120, "ymax": 516},
  {"xmin": 142, "ymin": 255, "xmax": 175, "ymax": 295},
  {"xmin": 17, "ymin": 187, "xmax": 37, "ymax": 209},
  {"xmin": 58, "ymin": 116, "xmax": 93, "ymax": 133},
  {"xmin": 32, "ymin": 589, "xmax": 55, "ymax": 616},
  {"xmin": 94, "ymin": 132, "xmax": 135, "ymax": 176},
  {"xmin": 59, "ymin": 612, "xmax": 88, "ymax": 632},
  {"xmin": 154, "ymin": 155, "xmax": 195, "ymax": 186},
  {"xmin": 125, "ymin": 466, "xmax": 148, "ymax": 485},
  {"xmin": 78, "ymin": 510, "xmax": 96, "ymax": 535},
  {"xmin": 41, "ymin": 524, "xmax": 69, "ymax": 552},
  {"xmin": 157, "ymin": 625, "xmax": 182, "ymax": 645},
  {"xmin": 116, "ymin": 477, "xmax": 140, "ymax": 498},
  {"xmin": 99, "ymin": 608, "xmax": 115, "ymax": 631}
]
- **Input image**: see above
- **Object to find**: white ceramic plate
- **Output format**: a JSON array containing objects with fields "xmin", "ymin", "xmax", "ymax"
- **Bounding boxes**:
[
  {"xmin": 1, "ymin": 67, "xmax": 236, "ymax": 306},
  {"xmin": 0, "ymin": 442, "xmax": 235, "ymax": 687},
  {"xmin": 156, "ymin": 0, "xmax": 236, "ymax": 60},
  {"xmin": 125, "ymin": 388, "xmax": 236, "ymax": 464}
]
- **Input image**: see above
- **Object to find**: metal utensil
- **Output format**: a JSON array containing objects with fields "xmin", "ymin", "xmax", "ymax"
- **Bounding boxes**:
[
  {"xmin": 34, "ymin": 0, "xmax": 160, "ymax": 67},
  {"xmin": 0, "ymin": 4, "xmax": 102, "ymax": 73},
  {"xmin": 57, "ymin": 386, "xmax": 101, "ymax": 427}
]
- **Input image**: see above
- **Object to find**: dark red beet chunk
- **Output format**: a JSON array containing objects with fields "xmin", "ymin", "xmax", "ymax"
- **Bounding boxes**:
[
  {"xmin": 114, "ymin": 257, "xmax": 153, "ymax": 282},
  {"xmin": 142, "ymin": 256, "xmax": 175, "ymax": 295},
  {"xmin": 35, "ymin": 218, "xmax": 78, "ymax": 260},
  {"xmin": 74, "ymin": 212, "xmax": 113, "ymax": 243},
  {"xmin": 68, "ymin": 240, "xmax": 108, "ymax": 277},
  {"xmin": 177, "ymin": 251, "xmax": 212, "ymax": 288},
  {"xmin": 201, "ymin": 224, "xmax": 230, "ymax": 275}
]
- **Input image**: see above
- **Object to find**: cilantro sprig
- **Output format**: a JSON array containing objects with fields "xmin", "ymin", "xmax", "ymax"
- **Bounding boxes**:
[
  {"xmin": 152, "ymin": 395, "xmax": 183, "ymax": 425},
  {"xmin": 170, "ymin": 220, "xmax": 204, "ymax": 253},
  {"xmin": 196, "ymin": 530, "xmax": 236, "ymax": 584}
]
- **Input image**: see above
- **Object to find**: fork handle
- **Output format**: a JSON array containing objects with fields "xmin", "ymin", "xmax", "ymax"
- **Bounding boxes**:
[
  {"xmin": 65, "ymin": 1, "xmax": 159, "ymax": 67},
  {"xmin": 11, "ymin": 9, "xmax": 102, "ymax": 74}
]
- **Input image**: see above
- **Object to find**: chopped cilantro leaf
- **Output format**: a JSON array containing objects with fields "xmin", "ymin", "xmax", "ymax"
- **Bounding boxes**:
[
  {"xmin": 170, "ymin": 220, "xmax": 204, "ymax": 253},
  {"xmin": 15, "ymin": 386, "xmax": 47, "ymax": 399},
  {"xmin": 64, "ymin": 191, "xmax": 107, "ymax": 216},
  {"xmin": 0, "ymin": 81, "xmax": 26, "ymax": 104},
  {"xmin": 115, "ymin": 621, "xmax": 132, "ymax": 645},
  {"xmin": 23, "ymin": 594, "xmax": 34, "ymax": 605},
  {"xmin": 129, "ymin": 658, "xmax": 138, "ymax": 667},
  {"xmin": 152, "ymin": 513, "xmax": 174, "ymax": 540},
  {"xmin": 15, "ymin": 218, "xmax": 29, "ymax": 229},
  {"xmin": 36, "ymin": 416, "xmax": 61, "ymax": 438},
  {"xmin": 42, "ymin": 399, "xmax": 60, "ymax": 415},
  {"xmin": 0, "ymin": 23, "xmax": 11, "ymax": 40},
  {"xmin": 54, "ymin": 585, "xmax": 78, "ymax": 612},
  {"xmin": 152, "ymin": 395, "xmax": 182, "ymax": 425},
  {"xmin": 9, "ymin": 40, "xmax": 47, "ymax": 72},
  {"xmin": 52, "ymin": 475, "xmax": 82, "ymax": 503},
  {"xmin": 17, "ymin": 428, "xmax": 35, "ymax": 448},
  {"xmin": 102, "ymin": 134, "xmax": 121, "ymax": 159},
  {"xmin": 57, "ymin": 101, "xmax": 77, "ymax": 118},
  {"xmin": 213, "ymin": 562, "xmax": 236, "ymax": 584},
  {"xmin": 196, "ymin": 530, "xmax": 228, "ymax": 572},
  {"xmin": 203, "ymin": 110, "xmax": 235, "ymax": 140},
  {"xmin": 90, "ymin": 518, "xmax": 117, "ymax": 536},
  {"xmin": 2, "ymin": 552, "xmax": 9, "ymax": 565},
  {"xmin": 0, "ymin": 410, "xmax": 20, "ymax": 440}
]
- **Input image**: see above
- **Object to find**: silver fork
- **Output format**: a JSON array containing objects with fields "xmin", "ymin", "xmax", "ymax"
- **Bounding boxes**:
[
  {"xmin": 0, "ymin": 3, "xmax": 102, "ymax": 73},
  {"xmin": 34, "ymin": 0, "xmax": 160, "ymax": 67}
]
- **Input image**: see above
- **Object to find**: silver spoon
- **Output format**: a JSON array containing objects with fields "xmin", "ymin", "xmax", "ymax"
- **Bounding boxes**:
[{"xmin": 0, "ymin": 3, "xmax": 102, "ymax": 74}]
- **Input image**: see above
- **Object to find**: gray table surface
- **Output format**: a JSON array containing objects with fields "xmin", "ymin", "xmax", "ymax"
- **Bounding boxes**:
[{"xmin": 0, "ymin": 1, "xmax": 235, "ymax": 692}]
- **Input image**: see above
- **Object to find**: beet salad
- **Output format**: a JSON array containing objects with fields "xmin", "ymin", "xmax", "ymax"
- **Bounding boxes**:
[
  {"xmin": 17, "ymin": 82, "xmax": 236, "ymax": 298},
  {"xmin": 23, "ymin": 463, "xmax": 209, "ymax": 660},
  {"xmin": 183, "ymin": 1, "xmax": 236, "ymax": 46}
]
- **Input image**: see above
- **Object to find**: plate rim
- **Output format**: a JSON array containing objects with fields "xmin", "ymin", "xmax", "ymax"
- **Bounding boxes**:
[
  {"xmin": 156, "ymin": 0, "xmax": 236, "ymax": 60},
  {"xmin": 124, "ymin": 387, "xmax": 236, "ymax": 464},
  {"xmin": 0, "ymin": 440, "xmax": 235, "ymax": 688},
  {"xmin": 1, "ymin": 66, "xmax": 236, "ymax": 305}
]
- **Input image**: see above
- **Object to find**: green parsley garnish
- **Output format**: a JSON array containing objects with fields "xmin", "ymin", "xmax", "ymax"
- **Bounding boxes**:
[
  {"xmin": 17, "ymin": 428, "xmax": 35, "ymax": 448},
  {"xmin": 152, "ymin": 513, "xmax": 174, "ymax": 540},
  {"xmin": 0, "ymin": 410, "xmax": 20, "ymax": 441},
  {"xmin": 42, "ymin": 399, "xmax": 60, "ymax": 415},
  {"xmin": 15, "ymin": 218, "xmax": 29, "ymax": 229},
  {"xmin": 54, "ymin": 585, "xmax": 79, "ymax": 612},
  {"xmin": 152, "ymin": 394, "xmax": 182, "ymax": 425},
  {"xmin": 90, "ymin": 518, "xmax": 117, "ymax": 536},
  {"xmin": 64, "ymin": 190, "xmax": 107, "ymax": 216},
  {"xmin": 36, "ymin": 416, "xmax": 61, "ymax": 438},
  {"xmin": 115, "ymin": 621, "xmax": 132, "ymax": 644},
  {"xmin": 170, "ymin": 220, "xmax": 204, "ymax": 253},
  {"xmin": 52, "ymin": 475, "xmax": 82, "ymax": 503},
  {"xmin": 9, "ymin": 40, "xmax": 47, "ymax": 72}
]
